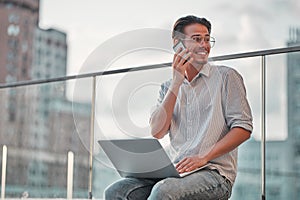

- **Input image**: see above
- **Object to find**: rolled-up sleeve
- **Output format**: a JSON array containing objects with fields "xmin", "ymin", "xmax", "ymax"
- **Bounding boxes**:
[
  {"xmin": 149, "ymin": 80, "xmax": 171, "ymax": 118},
  {"xmin": 222, "ymin": 69, "xmax": 253, "ymax": 133}
]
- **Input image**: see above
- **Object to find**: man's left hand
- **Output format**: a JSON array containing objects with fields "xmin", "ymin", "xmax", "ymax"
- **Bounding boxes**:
[{"xmin": 175, "ymin": 155, "xmax": 208, "ymax": 173}]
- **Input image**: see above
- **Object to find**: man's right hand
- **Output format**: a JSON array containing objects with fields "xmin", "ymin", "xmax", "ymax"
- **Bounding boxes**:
[{"xmin": 172, "ymin": 48, "xmax": 193, "ymax": 86}]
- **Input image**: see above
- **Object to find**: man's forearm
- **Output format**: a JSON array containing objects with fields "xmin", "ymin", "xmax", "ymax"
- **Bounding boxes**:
[
  {"xmin": 150, "ymin": 82, "xmax": 181, "ymax": 139},
  {"xmin": 176, "ymin": 127, "xmax": 251, "ymax": 173},
  {"xmin": 204, "ymin": 127, "xmax": 251, "ymax": 162}
]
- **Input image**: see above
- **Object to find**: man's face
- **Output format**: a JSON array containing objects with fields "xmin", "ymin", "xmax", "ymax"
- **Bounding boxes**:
[{"xmin": 182, "ymin": 23, "xmax": 211, "ymax": 66}]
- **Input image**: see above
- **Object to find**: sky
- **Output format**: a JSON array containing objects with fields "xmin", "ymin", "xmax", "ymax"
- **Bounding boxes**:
[
  {"xmin": 40, "ymin": 0, "xmax": 300, "ymax": 74},
  {"xmin": 39, "ymin": 0, "xmax": 300, "ymax": 143}
]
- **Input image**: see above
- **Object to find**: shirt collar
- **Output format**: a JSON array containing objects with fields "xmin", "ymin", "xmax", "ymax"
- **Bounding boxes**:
[
  {"xmin": 197, "ymin": 62, "xmax": 210, "ymax": 78},
  {"xmin": 183, "ymin": 63, "xmax": 211, "ymax": 84}
]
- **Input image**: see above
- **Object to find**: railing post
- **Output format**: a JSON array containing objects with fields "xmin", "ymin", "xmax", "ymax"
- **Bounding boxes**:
[
  {"xmin": 88, "ymin": 76, "xmax": 96, "ymax": 199},
  {"xmin": 67, "ymin": 151, "xmax": 74, "ymax": 199},
  {"xmin": 261, "ymin": 55, "xmax": 266, "ymax": 200},
  {"xmin": 1, "ymin": 145, "xmax": 7, "ymax": 200}
]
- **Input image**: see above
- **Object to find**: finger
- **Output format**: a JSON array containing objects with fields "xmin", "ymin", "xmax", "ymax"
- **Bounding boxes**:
[
  {"xmin": 185, "ymin": 164, "xmax": 197, "ymax": 172},
  {"xmin": 174, "ymin": 49, "xmax": 189, "ymax": 67},
  {"xmin": 176, "ymin": 55, "xmax": 191, "ymax": 75},
  {"xmin": 183, "ymin": 161, "xmax": 200, "ymax": 173},
  {"xmin": 172, "ymin": 47, "xmax": 182, "ymax": 63},
  {"xmin": 178, "ymin": 52, "xmax": 192, "ymax": 67},
  {"xmin": 176, "ymin": 46, "xmax": 183, "ymax": 54},
  {"xmin": 175, "ymin": 158, "xmax": 187, "ymax": 168},
  {"xmin": 181, "ymin": 160, "xmax": 194, "ymax": 170},
  {"xmin": 173, "ymin": 48, "xmax": 185, "ymax": 67},
  {"xmin": 176, "ymin": 158, "xmax": 191, "ymax": 171},
  {"xmin": 176, "ymin": 158, "xmax": 193, "ymax": 172},
  {"xmin": 178, "ymin": 49, "xmax": 189, "ymax": 60}
]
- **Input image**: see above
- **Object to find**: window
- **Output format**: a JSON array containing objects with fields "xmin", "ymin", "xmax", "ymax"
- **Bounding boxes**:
[
  {"xmin": 7, "ymin": 24, "xmax": 20, "ymax": 36},
  {"xmin": 5, "ymin": 3, "xmax": 13, "ymax": 9},
  {"xmin": 295, "ymin": 126, "xmax": 300, "ymax": 139},
  {"xmin": 22, "ymin": 54, "xmax": 28, "ymax": 62},
  {"xmin": 44, "ymin": 110, "xmax": 49, "ymax": 117},
  {"xmin": 22, "ymin": 43, "xmax": 28, "ymax": 52},
  {"xmin": 6, "ymin": 74, "xmax": 17, "ymax": 83},
  {"xmin": 22, "ymin": 67, "xmax": 27, "ymax": 76},
  {"xmin": 8, "ymin": 39, "xmax": 18, "ymax": 48},
  {"xmin": 9, "ymin": 111, "xmax": 16, "ymax": 122},
  {"xmin": 35, "ymin": 72, "xmax": 41, "ymax": 78},
  {"xmin": 295, "ymin": 80, "xmax": 300, "ymax": 93},
  {"xmin": 268, "ymin": 186, "xmax": 280, "ymax": 198},
  {"xmin": 294, "ymin": 143, "xmax": 300, "ymax": 157},
  {"xmin": 8, "ymin": 14, "xmax": 19, "ymax": 23},
  {"xmin": 7, "ymin": 51, "xmax": 17, "ymax": 61},
  {"xmin": 6, "ymin": 63, "xmax": 16, "ymax": 73},
  {"xmin": 38, "ymin": 48, "xmax": 42, "ymax": 56},
  {"xmin": 47, "ymin": 38, "xmax": 52, "ymax": 45}
]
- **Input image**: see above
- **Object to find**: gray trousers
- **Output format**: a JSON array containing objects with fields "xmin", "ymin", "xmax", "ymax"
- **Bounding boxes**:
[{"xmin": 104, "ymin": 169, "xmax": 232, "ymax": 200}]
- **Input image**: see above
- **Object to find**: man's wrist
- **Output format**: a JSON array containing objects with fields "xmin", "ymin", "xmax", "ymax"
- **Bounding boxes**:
[
  {"xmin": 170, "ymin": 80, "xmax": 182, "ymax": 90},
  {"xmin": 203, "ymin": 154, "xmax": 211, "ymax": 164},
  {"xmin": 168, "ymin": 83, "xmax": 180, "ymax": 96}
]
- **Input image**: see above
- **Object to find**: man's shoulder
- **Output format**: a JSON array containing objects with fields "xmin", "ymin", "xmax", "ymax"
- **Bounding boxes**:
[
  {"xmin": 209, "ymin": 64, "xmax": 241, "ymax": 77},
  {"xmin": 210, "ymin": 64, "xmax": 235, "ymax": 72}
]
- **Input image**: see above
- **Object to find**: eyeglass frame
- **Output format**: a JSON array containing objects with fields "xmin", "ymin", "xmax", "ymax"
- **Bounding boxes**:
[{"xmin": 181, "ymin": 35, "xmax": 216, "ymax": 48}]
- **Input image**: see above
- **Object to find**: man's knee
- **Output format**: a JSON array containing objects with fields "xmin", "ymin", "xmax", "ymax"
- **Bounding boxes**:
[
  {"xmin": 104, "ymin": 182, "xmax": 118, "ymax": 200},
  {"xmin": 104, "ymin": 180, "xmax": 128, "ymax": 200},
  {"xmin": 148, "ymin": 180, "xmax": 174, "ymax": 200},
  {"xmin": 104, "ymin": 178, "xmax": 155, "ymax": 200}
]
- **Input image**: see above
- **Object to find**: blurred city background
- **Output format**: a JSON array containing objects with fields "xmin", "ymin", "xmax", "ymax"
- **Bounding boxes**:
[{"xmin": 0, "ymin": 0, "xmax": 300, "ymax": 199}]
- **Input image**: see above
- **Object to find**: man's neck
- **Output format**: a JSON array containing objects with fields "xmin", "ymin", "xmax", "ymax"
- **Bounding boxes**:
[{"xmin": 185, "ymin": 63, "xmax": 205, "ymax": 82}]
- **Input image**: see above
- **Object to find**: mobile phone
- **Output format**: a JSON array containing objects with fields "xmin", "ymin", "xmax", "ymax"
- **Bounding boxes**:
[
  {"xmin": 173, "ymin": 40, "xmax": 189, "ymax": 61},
  {"xmin": 173, "ymin": 40, "xmax": 186, "ymax": 52}
]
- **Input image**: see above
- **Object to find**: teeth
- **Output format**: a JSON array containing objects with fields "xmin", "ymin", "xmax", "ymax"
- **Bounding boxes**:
[{"xmin": 196, "ymin": 52, "xmax": 206, "ymax": 55}]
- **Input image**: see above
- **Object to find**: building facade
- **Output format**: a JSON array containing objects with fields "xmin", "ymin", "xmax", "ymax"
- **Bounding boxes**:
[
  {"xmin": 0, "ymin": 0, "xmax": 91, "ymax": 198},
  {"xmin": 287, "ymin": 27, "xmax": 300, "ymax": 198},
  {"xmin": 0, "ymin": 0, "xmax": 39, "ymax": 83}
]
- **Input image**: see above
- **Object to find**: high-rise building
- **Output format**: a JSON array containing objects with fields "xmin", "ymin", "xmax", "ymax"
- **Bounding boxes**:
[
  {"xmin": 0, "ymin": 0, "xmax": 91, "ymax": 198},
  {"xmin": 0, "ymin": 0, "xmax": 39, "ymax": 83},
  {"xmin": 32, "ymin": 28, "xmax": 68, "ymax": 82},
  {"xmin": 287, "ymin": 27, "xmax": 300, "ymax": 197},
  {"xmin": 0, "ymin": 0, "xmax": 40, "ymax": 149},
  {"xmin": 0, "ymin": 3, "xmax": 40, "ymax": 194}
]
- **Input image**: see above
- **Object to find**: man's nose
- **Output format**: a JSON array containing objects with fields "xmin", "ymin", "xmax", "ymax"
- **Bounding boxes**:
[{"xmin": 198, "ymin": 39, "xmax": 206, "ymax": 47}]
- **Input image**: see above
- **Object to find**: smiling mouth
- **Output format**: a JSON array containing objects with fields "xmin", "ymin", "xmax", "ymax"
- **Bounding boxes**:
[
  {"xmin": 195, "ymin": 52, "xmax": 207, "ymax": 55},
  {"xmin": 194, "ymin": 48, "xmax": 208, "ymax": 55}
]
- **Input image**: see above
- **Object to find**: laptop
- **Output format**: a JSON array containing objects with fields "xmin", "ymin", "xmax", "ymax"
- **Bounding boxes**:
[{"xmin": 98, "ymin": 138, "xmax": 210, "ymax": 179}]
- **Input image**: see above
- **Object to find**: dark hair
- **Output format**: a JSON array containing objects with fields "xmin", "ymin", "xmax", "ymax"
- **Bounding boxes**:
[{"xmin": 172, "ymin": 15, "xmax": 211, "ymax": 39}]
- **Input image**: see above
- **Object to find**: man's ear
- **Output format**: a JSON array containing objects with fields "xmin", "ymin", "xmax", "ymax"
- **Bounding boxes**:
[{"xmin": 173, "ymin": 38, "xmax": 179, "ymax": 45}]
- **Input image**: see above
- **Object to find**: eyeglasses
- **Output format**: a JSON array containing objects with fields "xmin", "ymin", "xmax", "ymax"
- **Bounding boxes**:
[{"xmin": 182, "ymin": 36, "xmax": 215, "ymax": 48}]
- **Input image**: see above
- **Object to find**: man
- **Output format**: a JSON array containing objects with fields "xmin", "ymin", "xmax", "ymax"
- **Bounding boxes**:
[{"xmin": 105, "ymin": 15, "xmax": 253, "ymax": 200}]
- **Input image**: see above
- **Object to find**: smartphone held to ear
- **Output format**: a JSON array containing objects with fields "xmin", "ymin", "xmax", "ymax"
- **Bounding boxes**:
[
  {"xmin": 173, "ymin": 40, "xmax": 186, "ymax": 52},
  {"xmin": 173, "ymin": 40, "xmax": 190, "ymax": 61}
]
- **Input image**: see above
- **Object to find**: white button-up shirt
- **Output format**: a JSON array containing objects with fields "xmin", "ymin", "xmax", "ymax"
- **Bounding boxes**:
[{"xmin": 152, "ymin": 63, "xmax": 253, "ymax": 184}]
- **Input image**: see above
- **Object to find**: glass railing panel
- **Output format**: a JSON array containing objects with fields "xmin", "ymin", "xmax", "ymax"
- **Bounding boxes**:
[
  {"xmin": 92, "ymin": 67, "xmax": 172, "ymax": 198},
  {"xmin": 213, "ymin": 57, "xmax": 261, "ymax": 200},
  {"xmin": 0, "ymin": 78, "xmax": 92, "ymax": 198},
  {"xmin": 264, "ymin": 51, "xmax": 300, "ymax": 200}
]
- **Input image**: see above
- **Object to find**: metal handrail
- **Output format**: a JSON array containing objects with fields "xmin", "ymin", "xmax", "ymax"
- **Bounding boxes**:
[
  {"xmin": 0, "ymin": 45, "xmax": 300, "ymax": 89},
  {"xmin": 1, "ymin": 45, "xmax": 300, "ymax": 200}
]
